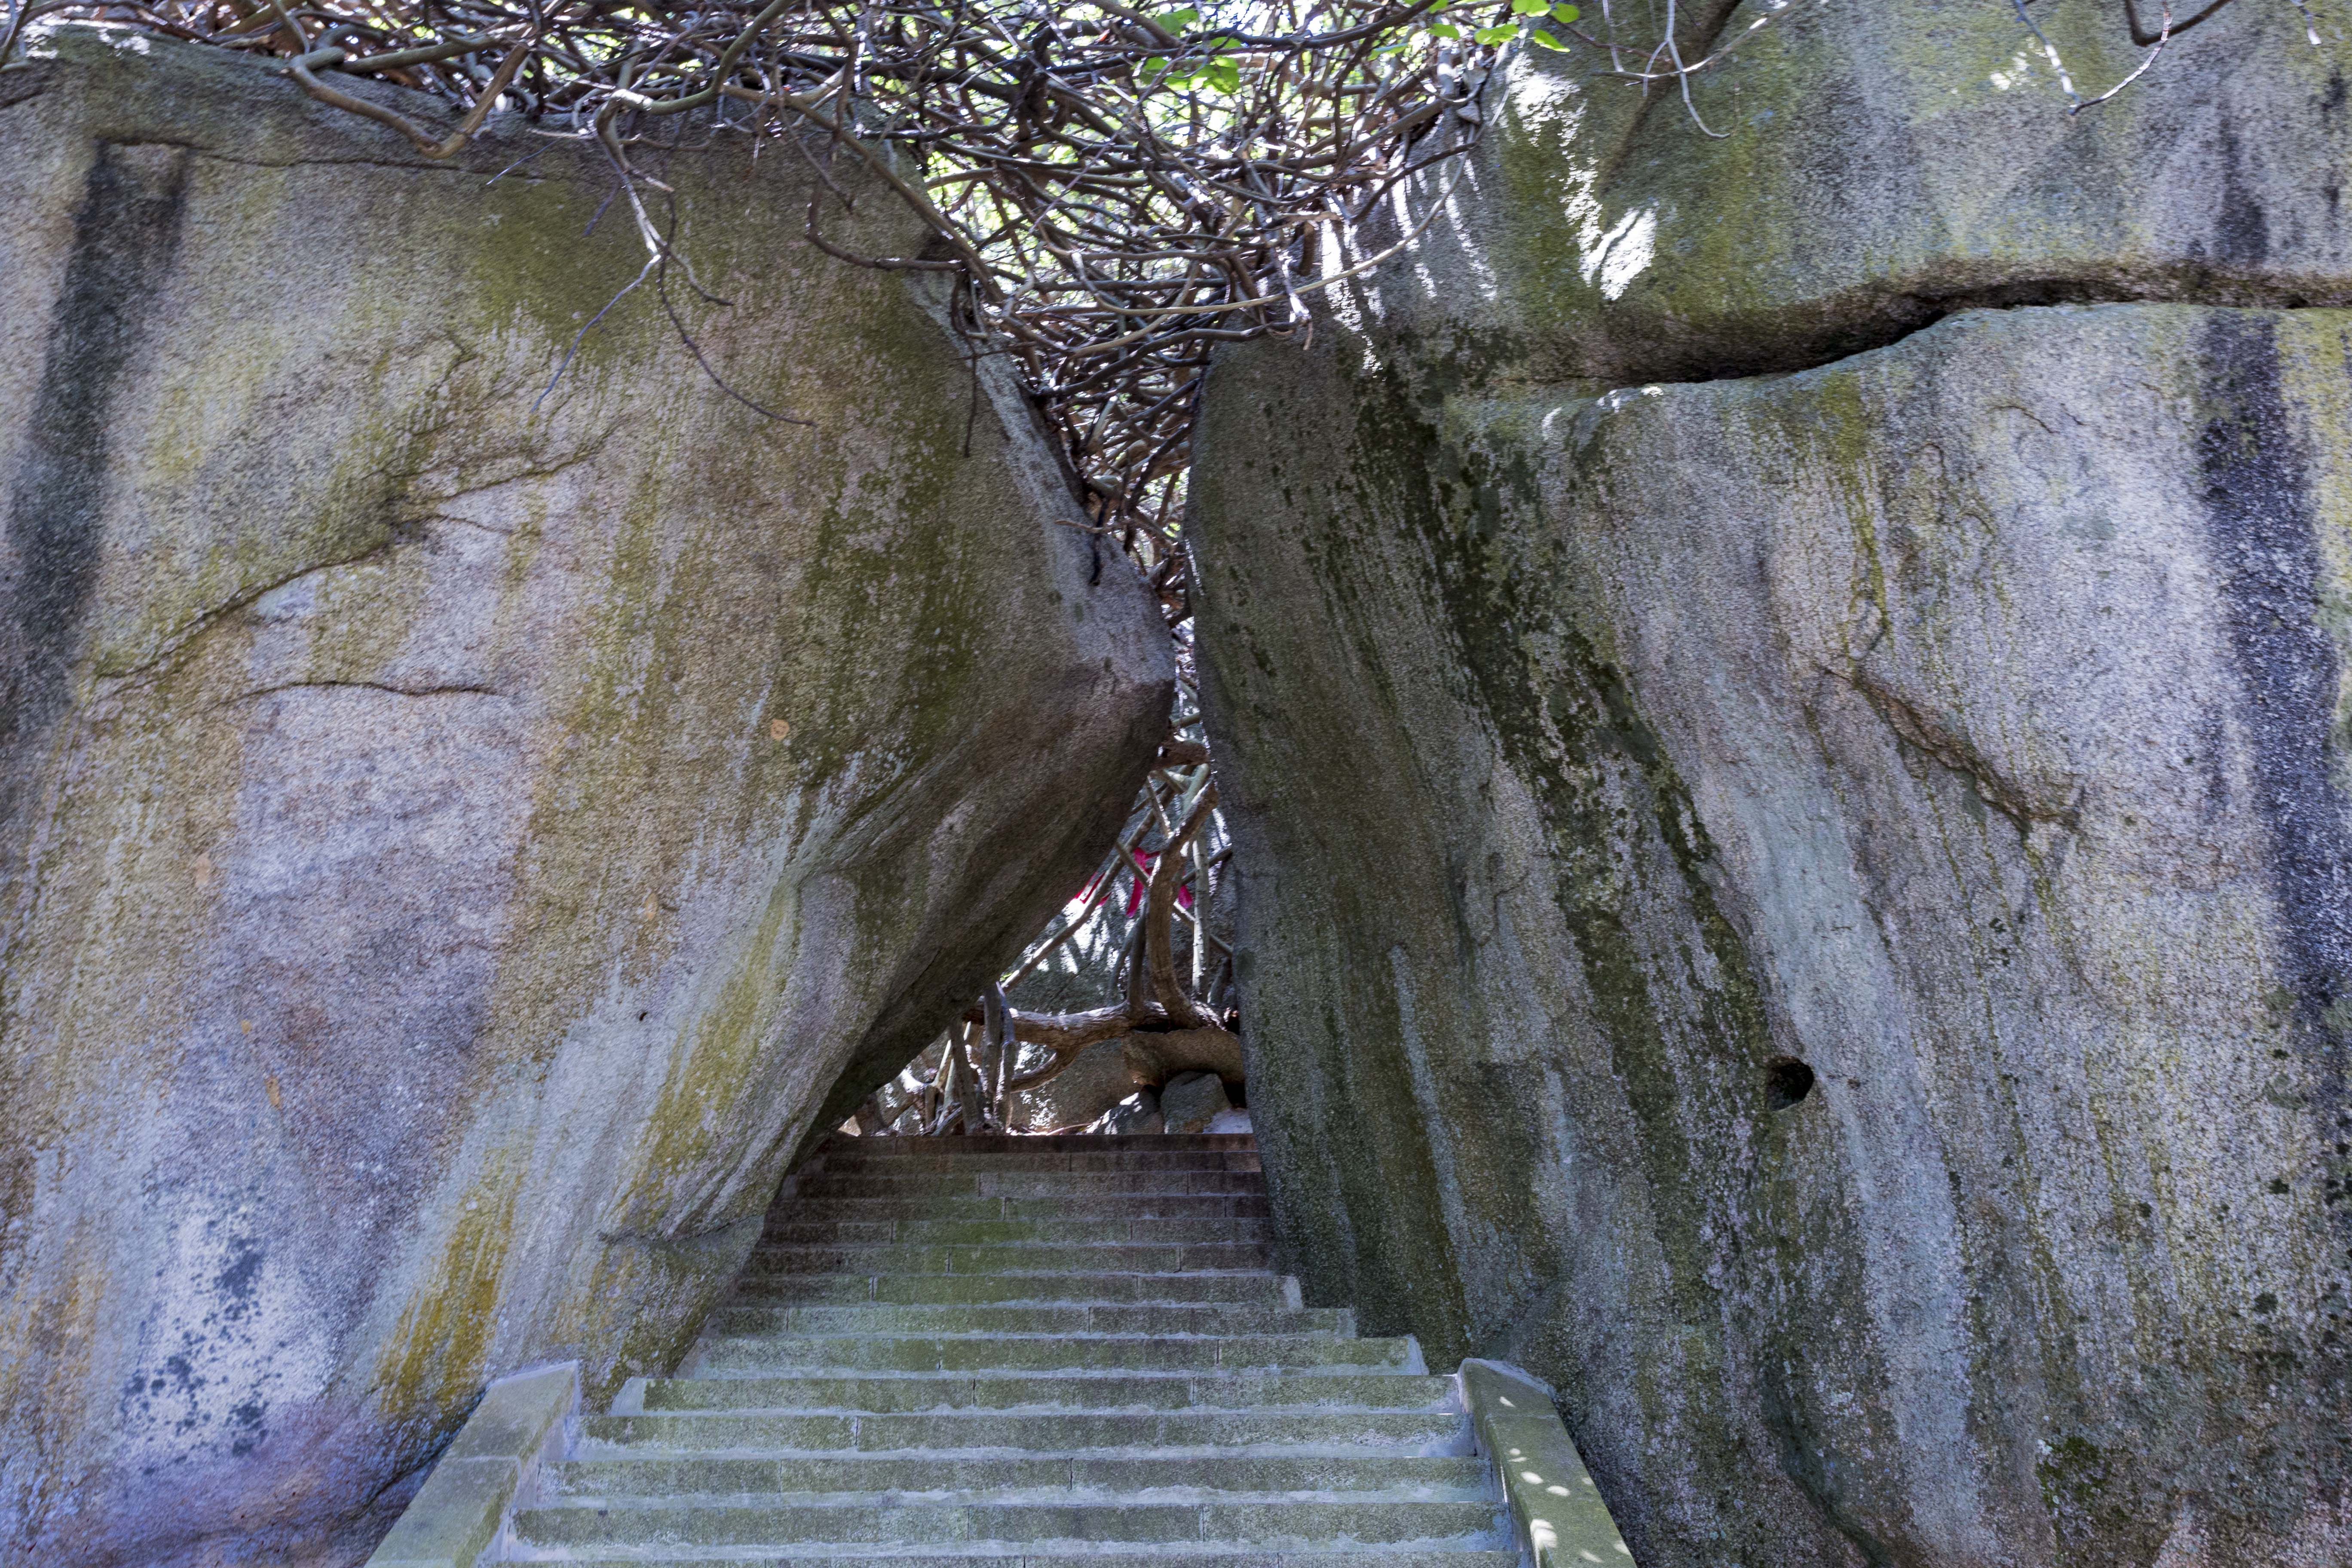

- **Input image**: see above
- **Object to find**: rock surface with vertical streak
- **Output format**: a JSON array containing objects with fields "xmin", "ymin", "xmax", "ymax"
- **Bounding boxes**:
[
  {"xmin": 1191, "ymin": 4, "xmax": 2352, "ymax": 1565},
  {"xmin": 0, "ymin": 25, "xmax": 1168, "ymax": 1567}
]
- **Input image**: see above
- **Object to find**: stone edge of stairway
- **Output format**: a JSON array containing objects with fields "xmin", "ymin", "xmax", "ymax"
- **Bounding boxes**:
[
  {"xmin": 366, "ymin": 1360, "xmax": 582, "ymax": 1568},
  {"xmin": 1456, "ymin": 1361, "xmax": 1631, "ymax": 1568},
  {"xmin": 359, "ymin": 1356, "xmax": 1639, "ymax": 1568},
  {"xmin": 361, "ymin": 1134, "xmax": 1638, "ymax": 1568}
]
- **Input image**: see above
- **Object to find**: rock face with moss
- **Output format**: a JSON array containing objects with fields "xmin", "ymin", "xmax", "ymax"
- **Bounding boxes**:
[
  {"xmin": 1192, "ymin": 7, "xmax": 2352, "ymax": 1566},
  {"xmin": 0, "ymin": 28, "xmax": 1169, "ymax": 1567}
]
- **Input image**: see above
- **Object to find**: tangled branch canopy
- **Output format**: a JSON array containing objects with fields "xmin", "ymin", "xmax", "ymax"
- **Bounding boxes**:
[
  {"xmin": 4, "ymin": 0, "xmax": 2261, "ymax": 609},
  {"xmin": 7, "ymin": 0, "xmax": 1617, "ymax": 614}
]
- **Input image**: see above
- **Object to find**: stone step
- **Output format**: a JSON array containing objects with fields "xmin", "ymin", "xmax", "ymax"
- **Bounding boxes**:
[
  {"xmin": 628, "ymin": 1372, "xmax": 1460, "ymax": 1415},
  {"xmin": 824, "ymin": 1134, "xmax": 1257, "ymax": 1156},
  {"xmin": 688, "ymin": 1333, "xmax": 1421, "ymax": 1377},
  {"xmin": 510, "ymin": 1497, "xmax": 1508, "ymax": 1553},
  {"xmin": 581, "ymin": 1409, "xmax": 1476, "ymax": 1455},
  {"xmin": 542, "ymin": 1453, "xmax": 1493, "ymax": 1501},
  {"xmin": 741, "ymin": 1243, "xmax": 1272, "ymax": 1277},
  {"xmin": 730, "ymin": 1272, "xmax": 1295, "ymax": 1307},
  {"xmin": 786, "ymin": 1195, "xmax": 1275, "ymax": 1224},
  {"xmin": 705, "ymin": 1303, "xmax": 1351, "ymax": 1339},
  {"xmin": 511, "ymin": 1555, "xmax": 1513, "ymax": 1568},
  {"xmin": 762, "ymin": 1218, "xmax": 1272, "ymax": 1248},
  {"xmin": 792, "ymin": 1173, "xmax": 1266, "ymax": 1200},
  {"xmin": 413, "ymin": 1133, "xmax": 1543, "ymax": 1568},
  {"xmin": 816, "ymin": 1151, "xmax": 1263, "ymax": 1176}
]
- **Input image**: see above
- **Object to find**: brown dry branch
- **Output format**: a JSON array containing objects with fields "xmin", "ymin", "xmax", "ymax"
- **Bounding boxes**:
[
  {"xmin": 12, "ymin": 1, "xmax": 2323, "ymax": 554},
  {"xmin": 1142, "ymin": 779, "xmax": 1219, "ymax": 1028},
  {"xmin": 16, "ymin": 0, "xmax": 1582, "ymax": 620}
]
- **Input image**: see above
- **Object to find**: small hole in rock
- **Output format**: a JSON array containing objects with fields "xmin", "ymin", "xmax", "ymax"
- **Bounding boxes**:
[{"xmin": 1765, "ymin": 1057, "xmax": 1816, "ymax": 1111}]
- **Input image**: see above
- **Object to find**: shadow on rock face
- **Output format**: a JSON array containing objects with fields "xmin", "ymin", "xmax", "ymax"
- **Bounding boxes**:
[
  {"xmin": 1191, "ymin": 8, "xmax": 2352, "ymax": 1557},
  {"xmin": 0, "ymin": 28, "xmax": 1170, "ymax": 1566}
]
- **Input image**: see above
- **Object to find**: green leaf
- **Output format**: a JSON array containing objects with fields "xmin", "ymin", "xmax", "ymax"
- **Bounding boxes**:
[
  {"xmin": 1528, "ymin": 26, "xmax": 1569, "ymax": 48},
  {"xmin": 1142, "ymin": 55, "xmax": 1168, "ymax": 72},
  {"xmin": 1510, "ymin": 0, "xmax": 1549, "ymax": 16},
  {"xmin": 1551, "ymin": 3, "xmax": 1579, "ymax": 19},
  {"xmin": 1473, "ymin": 23, "xmax": 1519, "ymax": 42},
  {"xmin": 1156, "ymin": 6, "xmax": 1198, "ymax": 26},
  {"xmin": 1207, "ymin": 58, "xmax": 1241, "ymax": 91},
  {"xmin": 1426, "ymin": 21, "xmax": 1461, "ymax": 37}
]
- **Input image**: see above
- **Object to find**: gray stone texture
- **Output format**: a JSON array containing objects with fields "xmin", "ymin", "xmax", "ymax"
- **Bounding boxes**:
[
  {"xmin": 0, "ymin": 26, "xmax": 1167, "ymax": 1568},
  {"xmin": 1008, "ymin": 1039, "xmax": 1140, "ymax": 1132},
  {"xmin": 1192, "ymin": 4, "xmax": 2352, "ymax": 1566},
  {"xmin": 1159, "ymin": 1071, "xmax": 1233, "ymax": 1135},
  {"xmin": 1099, "ymin": 1091, "xmax": 1166, "ymax": 1136},
  {"xmin": 1394, "ymin": 0, "xmax": 2351, "ymax": 383},
  {"xmin": 1459, "ymin": 1359, "xmax": 1627, "ymax": 1568}
]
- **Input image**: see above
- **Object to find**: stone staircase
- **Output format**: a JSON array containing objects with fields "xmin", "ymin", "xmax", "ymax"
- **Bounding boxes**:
[{"xmin": 501, "ymin": 1133, "xmax": 1516, "ymax": 1566}]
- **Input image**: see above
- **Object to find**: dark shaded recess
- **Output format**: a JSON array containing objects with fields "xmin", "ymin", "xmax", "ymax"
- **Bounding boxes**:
[
  {"xmin": 2210, "ymin": 123, "xmax": 2272, "ymax": 269},
  {"xmin": 1759, "ymin": 1364, "xmax": 1899, "ymax": 1568},
  {"xmin": 2195, "ymin": 316, "xmax": 2350, "ymax": 1032},
  {"xmin": 0, "ymin": 141, "xmax": 193, "ymax": 1286},
  {"xmin": 0, "ymin": 60, "xmax": 53, "ymax": 112},
  {"xmin": 2192, "ymin": 309, "xmax": 2352, "ymax": 1529},
  {"xmin": 0, "ymin": 139, "xmax": 193, "ymax": 812},
  {"xmin": 1764, "ymin": 1057, "xmax": 1815, "ymax": 1112},
  {"xmin": 1596, "ymin": 270, "xmax": 2347, "ymax": 389}
]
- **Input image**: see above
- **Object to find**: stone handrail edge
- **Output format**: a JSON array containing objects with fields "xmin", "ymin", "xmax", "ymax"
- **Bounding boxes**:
[
  {"xmin": 360, "ymin": 1141, "xmax": 837, "ymax": 1562},
  {"xmin": 363, "ymin": 1359, "xmax": 580, "ymax": 1568},
  {"xmin": 1456, "ymin": 1357, "xmax": 1634, "ymax": 1568}
]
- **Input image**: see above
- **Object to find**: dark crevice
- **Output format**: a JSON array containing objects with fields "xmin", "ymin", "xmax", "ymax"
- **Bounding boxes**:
[
  {"xmin": 1587, "ymin": 272, "xmax": 2350, "ymax": 390},
  {"xmin": 1841, "ymin": 670, "xmax": 2082, "ymax": 833},
  {"xmin": 0, "ymin": 139, "xmax": 192, "ymax": 906},
  {"xmin": 215, "ymin": 680, "xmax": 509, "ymax": 706},
  {"xmin": 2193, "ymin": 312, "xmax": 2352, "ymax": 1303},
  {"xmin": 184, "ymin": 146, "xmax": 575, "ymax": 182},
  {"xmin": 2196, "ymin": 312, "xmax": 2348, "ymax": 1023},
  {"xmin": 1763, "ymin": 1056, "xmax": 1816, "ymax": 1111},
  {"xmin": 0, "ymin": 61, "xmax": 50, "ymax": 111},
  {"xmin": 0, "ymin": 141, "xmax": 191, "ymax": 753},
  {"xmin": 84, "ymin": 524, "xmax": 416, "ymax": 697}
]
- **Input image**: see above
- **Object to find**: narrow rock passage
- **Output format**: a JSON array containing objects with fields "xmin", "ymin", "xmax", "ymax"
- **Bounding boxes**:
[{"xmin": 509, "ymin": 1133, "xmax": 1512, "ymax": 1565}]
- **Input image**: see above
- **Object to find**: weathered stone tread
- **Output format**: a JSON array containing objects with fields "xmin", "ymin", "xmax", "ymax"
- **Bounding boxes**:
[
  {"xmin": 505, "ymin": 1134, "xmax": 1503, "ymax": 1563},
  {"xmin": 732, "ymin": 1273, "xmax": 1295, "ymax": 1306},
  {"xmin": 518, "ymin": 1554, "xmax": 1515, "ymax": 1567},
  {"xmin": 581, "ymin": 1412, "xmax": 1477, "ymax": 1454},
  {"xmin": 624, "ymin": 1373, "xmax": 1456, "ymax": 1413}
]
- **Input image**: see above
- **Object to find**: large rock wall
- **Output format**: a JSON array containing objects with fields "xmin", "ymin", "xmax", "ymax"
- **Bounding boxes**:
[
  {"xmin": 1191, "ymin": 5, "xmax": 2351, "ymax": 1565},
  {"xmin": 0, "ymin": 28, "xmax": 1170, "ymax": 1567}
]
